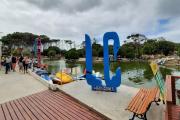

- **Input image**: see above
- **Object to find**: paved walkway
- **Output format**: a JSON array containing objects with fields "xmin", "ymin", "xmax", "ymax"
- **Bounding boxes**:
[{"xmin": 0, "ymin": 69, "xmax": 47, "ymax": 104}]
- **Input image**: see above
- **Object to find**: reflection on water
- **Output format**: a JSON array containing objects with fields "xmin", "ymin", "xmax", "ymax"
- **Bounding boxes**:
[
  {"xmin": 43, "ymin": 59, "xmax": 180, "ymax": 88},
  {"xmin": 44, "ymin": 60, "xmax": 66, "ymax": 74}
]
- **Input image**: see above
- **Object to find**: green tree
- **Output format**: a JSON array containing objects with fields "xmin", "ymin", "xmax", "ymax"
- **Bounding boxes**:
[
  {"xmin": 118, "ymin": 42, "xmax": 135, "ymax": 58},
  {"xmin": 92, "ymin": 43, "xmax": 103, "ymax": 57},
  {"xmin": 65, "ymin": 48, "xmax": 79, "ymax": 60},
  {"xmin": 48, "ymin": 50, "xmax": 56, "ymax": 59},
  {"xmin": 157, "ymin": 41, "xmax": 175, "ymax": 56},
  {"xmin": 175, "ymin": 43, "xmax": 180, "ymax": 51},
  {"xmin": 48, "ymin": 46, "xmax": 61, "ymax": 54},
  {"xmin": 11, "ymin": 49, "xmax": 21, "ymax": 56},
  {"xmin": 22, "ymin": 49, "xmax": 31, "ymax": 57},
  {"xmin": 177, "ymin": 48, "xmax": 180, "ymax": 57},
  {"xmin": 98, "ymin": 47, "xmax": 103, "ymax": 57},
  {"xmin": 142, "ymin": 39, "xmax": 157, "ymax": 55},
  {"xmin": 177, "ymin": 47, "xmax": 180, "ymax": 66},
  {"xmin": 108, "ymin": 45, "xmax": 113, "ymax": 55},
  {"xmin": 126, "ymin": 33, "xmax": 147, "ymax": 58},
  {"xmin": 1, "ymin": 32, "xmax": 50, "ymax": 53},
  {"xmin": 60, "ymin": 49, "xmax": 67, "ymax": 56},
  {"xmin": 43, "ymin": 47, "xmax": 66, "ymax": 57},
  {"xmin": 77, "ymin": 49, "xmax": 85, "ymax": 58},
  {"xmin": 42, "ymin": 49, "xmax": 49, "ymax": 56}
]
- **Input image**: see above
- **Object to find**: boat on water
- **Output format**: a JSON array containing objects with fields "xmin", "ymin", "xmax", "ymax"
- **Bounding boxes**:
[
  {"xmin": 41, "ymin": 74, "xmax": 53, "ymax": 84},
  {"xmin": 53, "ymin": 72, "xmax": 74, "ymax": 85},
  {"xmin": 34, "ymin": 69, "xmax": 53, "ymax": 84},
  {"xmin": 72, "ymin": 69, "xmax": 104, "ymax": 80},
  {"xmin": 35, "ymin": 70, "xmax": 48, "ymax": 76},
  {"xmin": 33, "ymin": 68, "xmax": 74, "ymax": 85},
  {"xmin": 157, "ymin": 58, "xmax": 166, "ymax": 65}
]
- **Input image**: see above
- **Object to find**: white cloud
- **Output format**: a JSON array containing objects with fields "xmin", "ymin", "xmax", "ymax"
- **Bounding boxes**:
[{"xmin": 0, "ymin": 0, "xmax": 179, "ymax": 45}]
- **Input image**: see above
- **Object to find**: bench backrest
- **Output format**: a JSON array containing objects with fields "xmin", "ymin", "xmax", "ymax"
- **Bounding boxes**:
[{"xmin": 150, "ymin": 62, "xmax": 165, "ymax": 100}]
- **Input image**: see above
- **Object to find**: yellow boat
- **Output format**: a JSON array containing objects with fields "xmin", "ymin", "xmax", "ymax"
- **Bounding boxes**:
[{"xmin": 55, "ymin": 72, "xmax": 73, "ymax": 84}]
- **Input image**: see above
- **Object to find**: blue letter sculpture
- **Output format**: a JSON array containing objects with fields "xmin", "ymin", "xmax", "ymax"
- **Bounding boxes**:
[{"xmin": 85, "ymin": 32, "xmax": 121, "ymax": 92}]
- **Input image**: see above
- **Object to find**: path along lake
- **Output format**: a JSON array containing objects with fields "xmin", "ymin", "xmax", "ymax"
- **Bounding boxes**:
[{"xmin": 43, "ymin": 59, "xmax": 180, "ymax": 88}]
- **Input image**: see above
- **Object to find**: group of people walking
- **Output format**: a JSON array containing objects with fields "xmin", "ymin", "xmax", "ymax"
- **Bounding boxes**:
[{"xmin": 1, "ymin": 55, "xmax": 32, "ymax": 74}]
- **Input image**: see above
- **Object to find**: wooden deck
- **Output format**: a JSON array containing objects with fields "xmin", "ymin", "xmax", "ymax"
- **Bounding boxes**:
[
  {"xmin": 166, "ymin": 104, "xmax": 180, "ymax": 120},
  {"xmin": 0, "ymin": 90, "xmax": 109, "ymax": 120},
  {"xmin": 165, "ymin": 75, "xmax": 180, "ymax": 120}
]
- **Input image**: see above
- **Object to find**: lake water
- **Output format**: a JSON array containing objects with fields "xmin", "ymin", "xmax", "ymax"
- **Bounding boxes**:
[{"xmin": 43, "ymin": 59, "xmax": 180, "ymax": 88}]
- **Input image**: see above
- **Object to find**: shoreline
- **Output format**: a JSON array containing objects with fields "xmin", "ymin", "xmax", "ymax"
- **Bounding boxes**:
[{"xmin": 42, "ymin": 57, "xmax": 180, "ymax": 69}]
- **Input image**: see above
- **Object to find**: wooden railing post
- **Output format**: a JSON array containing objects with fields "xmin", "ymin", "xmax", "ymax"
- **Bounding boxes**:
[
  {"xmin": 171, "ymin": 76, "xmax": 176, "ymax": 104},
  {"xmin": 165, "ymin": 75, "xmax": 176, "ymax": 104}
]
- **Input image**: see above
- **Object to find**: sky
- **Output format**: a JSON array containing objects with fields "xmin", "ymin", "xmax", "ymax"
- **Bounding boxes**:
[{"xmin": 0, "ymin": 0, "xmax": 180, "ymax": 45}]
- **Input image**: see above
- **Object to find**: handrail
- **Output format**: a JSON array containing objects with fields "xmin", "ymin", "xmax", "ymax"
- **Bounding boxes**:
[{"xmin": 172, "ymin": 76, "xmax": 180, "ymax": 79}]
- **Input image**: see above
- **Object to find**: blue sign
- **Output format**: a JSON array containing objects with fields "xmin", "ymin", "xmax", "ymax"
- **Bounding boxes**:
[{"xmin": 85, "ymin": 32, "xmax": 121, "ymax": 92}]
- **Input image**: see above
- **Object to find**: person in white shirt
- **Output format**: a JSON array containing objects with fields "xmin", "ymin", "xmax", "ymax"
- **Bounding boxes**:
[{"xmin": 5, "ymin": 56, "xmax": 11, "ymax": 74}]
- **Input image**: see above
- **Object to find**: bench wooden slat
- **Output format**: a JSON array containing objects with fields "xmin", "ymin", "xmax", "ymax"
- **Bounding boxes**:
[
  {"xmin": 136, "ymin": 89, "xmax": 151, "ymax": 114},
  {"xmin": 127, "ymin": 87, "xmax": 159, "ymax": 115},
  {"xmin": 138, "ymin": 88, "xmax": 158, "ymax": 114},
  {"xmin": 131, "ymin": 90, "xmax": 146, "ymax": 112},
  {"xmin": 137, "ymin": 88, "xmax": 155, "ymax": 114},
  {"xmin": 127, "ymin": 88, "xmax": 147, "ymax": 113},
  {"xmin": 127, "ymin": 88, "xmax": 145, "ymax": 112},
  {"xmin": 129, "ymin": 89, "xmax": 144, "ymax": 111},
  {"xmin": 127, "ymin": 88, "xmax": 143, "ymax": 109}
]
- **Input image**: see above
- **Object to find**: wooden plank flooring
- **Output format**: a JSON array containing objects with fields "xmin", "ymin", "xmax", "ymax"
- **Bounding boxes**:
[
  {"xmin": 167, "ymin": 104, "xmax": 180, "ymax": 120},
  {"xmin": 0, "ymin": 90, "xmax": 108, "ymax": 120}
]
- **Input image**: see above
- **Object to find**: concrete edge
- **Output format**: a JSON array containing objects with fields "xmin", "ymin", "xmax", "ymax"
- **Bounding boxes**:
[{"xmin": 28, "ymin": 70, "xmax": 58, "ymax": 91}]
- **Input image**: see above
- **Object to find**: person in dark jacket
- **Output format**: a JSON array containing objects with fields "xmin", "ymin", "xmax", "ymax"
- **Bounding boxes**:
[
  {"xmin": 12, "ymin": 56, "xmax": 17, "ymax": 72},
  {"xmin": 18, "ymin": 56, "xmax": 24, "ymax": 72}
]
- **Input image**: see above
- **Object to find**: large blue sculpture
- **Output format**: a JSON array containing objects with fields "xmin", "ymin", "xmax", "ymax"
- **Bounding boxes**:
[{"xmin": 85, "ymin": 32, "xmax": 121, "ymax": 92}]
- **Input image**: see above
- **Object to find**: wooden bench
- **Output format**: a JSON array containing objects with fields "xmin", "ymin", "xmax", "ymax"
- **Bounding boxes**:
[
  {"xmin": 126, "ymin": 62, "xmax": 164, "ymax": 120},
  {"xmin": 126, "ymin": 87, "xmax": 160, "ymax": 120}
]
